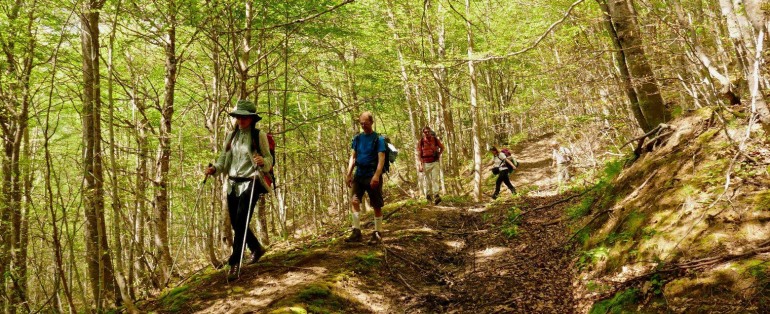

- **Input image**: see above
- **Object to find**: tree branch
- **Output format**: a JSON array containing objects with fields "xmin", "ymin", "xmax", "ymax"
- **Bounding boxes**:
[{"xmin": 470, "ymin": 0, "xmax": 588, "ymax": 62}]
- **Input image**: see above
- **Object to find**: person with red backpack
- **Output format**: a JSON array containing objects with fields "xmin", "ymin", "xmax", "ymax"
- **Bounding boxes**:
[
  {"xmin": 489, "ymin": 146, "xmax": 517, "ymax": 200},
  {"xmin": 417, "ymin": 126, "xmax": 445, "ymax": 204}
]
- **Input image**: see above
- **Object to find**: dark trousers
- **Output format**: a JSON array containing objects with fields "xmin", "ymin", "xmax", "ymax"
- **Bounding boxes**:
[
  {"xmin": 226, "ymin": 181, "xmax": 266, "ymax": 266},
  {"xmin": 494, "ymin": 169, "xmax": 516, "ymax": 196}
]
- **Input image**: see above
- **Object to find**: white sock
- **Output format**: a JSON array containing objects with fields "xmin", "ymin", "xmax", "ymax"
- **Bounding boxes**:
[
  {"xmin": 352, "ymin": 211, "xmax": 360, "ymax": 229},
  {"xmin": 374, "ymin": 216, "xmax": 383, "ymax": 232}
]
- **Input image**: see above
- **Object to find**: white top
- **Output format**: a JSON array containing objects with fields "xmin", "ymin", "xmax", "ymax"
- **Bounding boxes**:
[
  {"xmin": 495, "ymin": 153, "xmax": 511, "ymax": 170},
  {"xmin": 552, "ymin": 147, "xmax": 571, "ymax": 165}
]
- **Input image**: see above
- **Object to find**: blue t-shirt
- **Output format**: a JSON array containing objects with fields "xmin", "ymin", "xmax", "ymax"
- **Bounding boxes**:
[{"xmin": 352, "ymin": 132, "xmax": 386, "ymax": 177}]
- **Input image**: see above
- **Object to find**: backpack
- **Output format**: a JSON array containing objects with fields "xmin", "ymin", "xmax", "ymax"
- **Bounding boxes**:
[
  {"xmin": 500, "ymin": 148, "xmax": 519, "ymax": 167},
  {"xmin": 419, "ymin": 136, "xmax": 440, "ymax": 160},
  {"xmin": 266, "ymin": 133, "xmax": 276, "ymax": 183},
  {"xmin": 383, "ymin": 136, "xmax": 399, "ymax": 164},
  {"xmin": 354, "ymin": 132, "xmax": 396, "ymax": 173},
  {"xmin": 267, "ymin": 133, "xmax": 276, "ymax": 163}
]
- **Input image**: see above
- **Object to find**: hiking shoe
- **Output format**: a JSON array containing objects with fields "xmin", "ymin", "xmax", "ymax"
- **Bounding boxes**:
[
  {"xmin": 368, "ymin": 231, "xmax": 382, "ymax": 245},
  {"xmin": 345, "ymin": 228, "xmax": 362, "ymax": 242},
  {"xmin": 427, "ymin": 194, "xmax": 433, "ymax": 202},
  {"xmin": 434, "ymin": 194, "xmax": 441, "ymax": 205},
  {"xmin": 227, "ymin": 265, "xmax": 240, "ymax": 281},
  {"xmin": 491, "ymin": 193, "xmax": 498, "ymax": 200},
  {"xmin": 248, "ymin": 246, "xmax": 266, "ymax": 265}
]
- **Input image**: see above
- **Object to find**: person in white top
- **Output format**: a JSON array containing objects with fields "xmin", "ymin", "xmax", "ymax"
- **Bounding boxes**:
[
  {"xmin": 551, "ymin": 141, "xmax": 572, "ymax": 190},
  {"xmin": 489, "ymin": 146, "xmax": 517, "ymax": 199}
]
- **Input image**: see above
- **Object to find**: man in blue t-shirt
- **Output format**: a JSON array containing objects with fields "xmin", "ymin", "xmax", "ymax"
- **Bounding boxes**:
[{"xmin": 345, "ymin": 111, "xmax": 387, "ymax": 245}]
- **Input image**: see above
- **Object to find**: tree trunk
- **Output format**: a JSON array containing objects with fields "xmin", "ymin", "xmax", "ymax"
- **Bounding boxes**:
[
  {"xmin": 735, "ymin": 0, "xmax": 770, "ymax": 130},
  {"xmin": 466, "ymin": 0, "xmax": 483, "ymax": 201},
  {"xmin": 80, "ymin": 0, "xmax": 119, "ymax": 307},
  {"xmin": 106, "ymin": 3, "xmax": 138, "ymax": 310},
  {"xmin": 600, "ymin": 0, "xmax": 669, "ymax": 132},
  {"xmin": 432, "ymin": 1, "xmax": 460, "ymax": 193},
  {"xmin": 385, "ymin": 0, "xmax": 422, "ymax": 196},
  {"xmin": 153, "ymin": 1, "xmax": 178, "ymax": 286}
]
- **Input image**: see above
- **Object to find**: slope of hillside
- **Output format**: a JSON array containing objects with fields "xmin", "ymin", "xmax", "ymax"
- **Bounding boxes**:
[{"xmin": 573, "ymin": 107, "xmax": 770, "ymax": 313}]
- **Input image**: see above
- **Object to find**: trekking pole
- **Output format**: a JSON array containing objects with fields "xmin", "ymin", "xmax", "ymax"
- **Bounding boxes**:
[
  {"xmin": 192, "ymin": 163, "xmax": 213, "ymax": 215},
  {"xmin": 238, "ymin": 156, "xmax": 261, "ymax": 278}
]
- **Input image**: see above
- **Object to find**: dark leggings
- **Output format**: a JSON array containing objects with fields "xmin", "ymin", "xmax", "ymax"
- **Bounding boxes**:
[
  {"xmin": 226, "ymin": 181, "xmax": 266, "ymax": 266},
  {"xmin": 494, "ymin": 169, "xmax": 516, "ymax": 196}
]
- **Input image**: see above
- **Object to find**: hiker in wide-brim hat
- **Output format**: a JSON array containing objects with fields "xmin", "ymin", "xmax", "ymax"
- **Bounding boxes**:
[
  {"xmin": 205, "ymin": 99, "xmax": 271, "ymax": 280},
  {"xmin": 229, "ymin": 99, "xmax": 263, "ymax": 120}
]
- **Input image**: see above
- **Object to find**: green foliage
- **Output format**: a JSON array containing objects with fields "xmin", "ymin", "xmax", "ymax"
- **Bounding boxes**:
[
  {"xmin": 507, "ymin": 132, "xmax": 529, "ymax": 146},
  {"xmin": 440, "ymin": 195, "xmax": 472, "ymax": 204},
  {"xmin": 649, "ymin": 273, "xmax": 665, "ymax": 296},
  {"xmin": 567, "ymin": 195, "xmax": 595, "ymax": 219},
  {"xmin": 294, "ymin": 282, "xmax": 349, "ymax": 314},
  {"xmin": 501, "ymin": 206, "xmax": 522, "ymax": 238},
  {"xmin": 298, "ymin": 284, "xmax": 332, "ymax": 301},
  {"xmin": 269, "ymin": 307, "xmax": 308, "ymax": 314},
  {"xmin": 578, "ymin": 246, "xmax": 609, "ymax": 269},
  {"xmin": 604, "ymin": 210, "xmax": 646, "ymax": 245},
  {"xmin": 159, "ymin": 285, "xmax": 190, "ymax": 312},
  {"xmin": 590, "ymin": 288, "xmax": 639, "ymax": 314},
  {"xmin": 753, "ymin": 191, "xmax": 770, "ymax": 211},
  {"xmin": 351, "ymin": 251, "xmax": 381, "ymax": 273},
  {"xmin": 568, "ymin": 158, "xmax": 625, "ymax": 220}
]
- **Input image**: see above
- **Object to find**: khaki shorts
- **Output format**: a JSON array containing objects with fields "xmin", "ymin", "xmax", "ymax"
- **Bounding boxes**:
[{"xmin": 352, "ymin": 175, "xmax": 384, "ymax": 209}]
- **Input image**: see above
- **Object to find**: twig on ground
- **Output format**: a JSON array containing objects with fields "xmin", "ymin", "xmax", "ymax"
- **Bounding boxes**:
[
  {"xmin": 384, "ymin": 247, "xmax": 419, "ymax": 293},
  {"xmin": 384, "ymin": 246, "xmax": 428, "ymax": 273}
]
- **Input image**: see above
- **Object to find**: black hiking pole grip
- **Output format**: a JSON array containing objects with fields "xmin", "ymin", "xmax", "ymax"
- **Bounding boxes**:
[{"xmin": 203, "ymin": 163, "xmax": 213, "ymax": 184}]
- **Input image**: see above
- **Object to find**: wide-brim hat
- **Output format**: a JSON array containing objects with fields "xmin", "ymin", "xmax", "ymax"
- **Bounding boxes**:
[{"xmin": 229, "ymin": 99, "xmax": 262, "ymax": 122}]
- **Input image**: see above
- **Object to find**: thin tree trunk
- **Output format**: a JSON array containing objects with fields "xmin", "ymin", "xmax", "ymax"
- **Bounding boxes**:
[
  {"xmin": 42, "ymin": 24, "xmax": 78, "ymax": 314},
  {"xmin": 385, "ymin": 0, "xmax": 422, "ymax": 196},
  {"xmin": 80, "ymin": 0, "xmax": 119, "ymax": 307},
  {"xmin": 106, "ymin": 1, "xmax": 137, "ymax": 310},
  {"xmin": 153, "ymin": 0, "xmax": 178, "ymax": 286},
  {"xmin": 466, "ymin": 0, "xmax": 483, "ymax": 201}
]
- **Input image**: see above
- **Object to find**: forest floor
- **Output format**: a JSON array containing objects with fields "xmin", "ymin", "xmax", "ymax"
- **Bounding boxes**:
[{"xmin": 140, "ymin": 135, "xmax": 585, "ymax": 313}]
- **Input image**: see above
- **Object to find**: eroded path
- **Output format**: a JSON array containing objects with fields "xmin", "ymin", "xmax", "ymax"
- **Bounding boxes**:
[{"xmin": 142, "ymin": 135, "xmax": 580, "ymax": 313}]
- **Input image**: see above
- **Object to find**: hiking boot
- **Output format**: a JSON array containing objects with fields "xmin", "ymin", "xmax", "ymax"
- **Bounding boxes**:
[
  {"xmin": 427, "ymin": 194, "xmax": 433, "ymax": 202},
  {"xmin": 248, "ymin": 246, "xmax": 266, "ymax": 265},
  {"xmin": 345, "ymin": 228, "xmax": 362, "ymax": 242},
  {"xmin": 368, "ymin": 231, "xmax": 382, "ymax": 245},
  {"xmin": 491, "ymin": 193, "xmax": 498, "ymax": 200},
  {"xmin": 434, "ymin": 194, "xmax": 441, "ymax": 205},
  {"xmin": 227, "ymin": 265, "xmax": 240, "ymax": 281}
]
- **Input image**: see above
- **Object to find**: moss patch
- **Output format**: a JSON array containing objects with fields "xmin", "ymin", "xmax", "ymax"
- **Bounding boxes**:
[
  {"xmin": 158, "ymin": 285, "xmax": 190, "ymax": 312},
  {"xmin": 590, "ymin": 288, "xmax": 638, "ymax": 314}
]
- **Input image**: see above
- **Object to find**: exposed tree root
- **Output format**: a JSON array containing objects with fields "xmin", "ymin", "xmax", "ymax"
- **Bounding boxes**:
[{"xmin": 587, "ymin": 242, "xmax": 770, "ymax": 303}]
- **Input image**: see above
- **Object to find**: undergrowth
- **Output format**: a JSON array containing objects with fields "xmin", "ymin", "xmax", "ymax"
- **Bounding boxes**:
[
  {"xmin": 590, "ymin": 288, "xmax": 638, "ymax": 314},
  {"xmin": 501, "ymin": 206, "xmax": 522, "ymax": 238},
  {"xmin": 566, "ymin": 158, "xmax": 625, "ymax": 222}
]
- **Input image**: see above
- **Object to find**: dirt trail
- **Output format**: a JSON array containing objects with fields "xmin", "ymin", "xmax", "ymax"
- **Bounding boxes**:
[
  {"xmin": 506, "ymin": 134, "xmax": 561, "ymax": 196},
  {"xmin": 142, "ymin": 135, "xmax": 579, "ymax": 313}
]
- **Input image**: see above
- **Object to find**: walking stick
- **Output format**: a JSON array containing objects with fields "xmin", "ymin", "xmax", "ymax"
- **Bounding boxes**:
[
  {"xmin": 192, "ymin": 163, "xmax": 213, "ymax": 215},
  {"xmin": 238, "ymin": 156, "xmax": 261, "ymax": 278}
]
